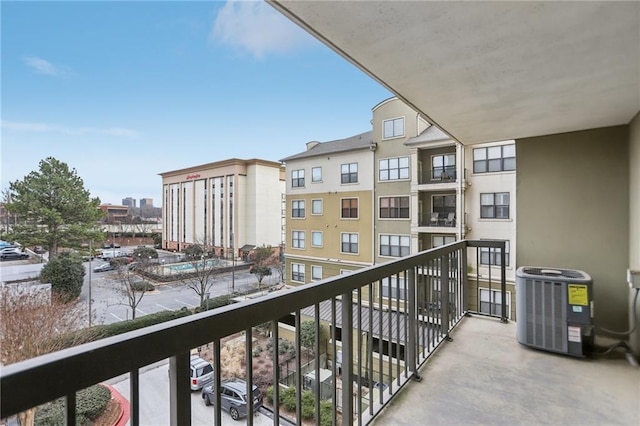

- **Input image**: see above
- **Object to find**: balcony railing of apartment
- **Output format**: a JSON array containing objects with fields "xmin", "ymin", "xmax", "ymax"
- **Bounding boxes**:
[
  {"xmin": 420, "ymin": 212, "xmax": 457, "ymax": 227},
  {"xmin": 418, "ymin": 167, "xmax": 458, "ymax": 185},
  {"xmin": 1, "ymin": 240, "xmax": 505, "ymax": 426}
]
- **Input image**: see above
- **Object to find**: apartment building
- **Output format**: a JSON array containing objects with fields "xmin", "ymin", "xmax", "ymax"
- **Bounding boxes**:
[
  {"xmin": 159, "ymin": 158, "xmax": 285, "ymax": 256},
  {"xmin": 280, "ymin": 133, "xmax": 376, "ymax": 284},
  {"xmin": 283, "ymin": 97, "xmax": 516, "ymax": 317}
]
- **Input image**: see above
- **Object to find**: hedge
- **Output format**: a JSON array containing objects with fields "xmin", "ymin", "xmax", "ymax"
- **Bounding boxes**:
[
  {"xmin": 90, "ymin": 307, "xmax": 192, "ymax": 338},
  {"xmin": 265, "ymin": 386, "xmax": 333, "ymax": 424},
  {"xmin": 194, "ymin": 293, "xmax": 237, "ymax": 313},
  {"xmin": 35, "ymin": 384, "xmax": 111, "ymax": 425}
]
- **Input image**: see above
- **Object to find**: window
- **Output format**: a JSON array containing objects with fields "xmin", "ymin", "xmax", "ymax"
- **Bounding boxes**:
[
  {"xmin": 292, "ymin": 169, "xmax": 305, "ymax": 187},
  {"xmin": 291, "ymin": 263, "xmax": 305, "ymax": 282},
  {"xmin": 473, "ymin": 144, "xmax": 515, "ymax": 173},
  {"xmin": 479, "ymin": 288, "xmax": 510, "ymax": 318},
  {"xmin": 379, "ymin": 235, "xmax": 410, "ymax": 257},
  {"xmin": 292, "ymin": 200, "xmax": 305, "ymax": 218},
  {"xmin": 480, "ymin": 240, "xmax": 510, "ymax": 266},
  {"xmin": 311, "ymin": 266, "xmax": 322, "ymax": 281},
  {"xmin": 381, "ymin": 275, "xmax": 407, "ymax": 300},
  {"xmin": 312, "ymin": 167, "xmax": 322, "ymax": 182},
  {"xmin": 433, "ymin": 194, "xmax": 456, "ymax": 214},
  {"xmin": 480, "ymin": 193, "xmax": 510, "ymax": 219},
  {"xmin": 432, "ymin": 154, "xmax": 456, "ymax": 179},
  {"xmin": 341, "ymin": 163, "xmax": 358, "ymax": 184},
  {"xmin": 311, "ymin": 231, "xmax": 323, "ymax": 247},
  {"xmin": 341, "ymin": 198, "xmax": 358, "ymax": 218},
  {"xmin": 292, "ymin": 231, "xmax": 305, "ymax": 249},
  {"xmin": 383, "ymin": 117, "xmax": 404, "ymax": 139},
  {"xmin": 311, "ymin": 199, "xmax": 323, "ymax": 215},
  {"xmin": 379, "ymin": 157, "xmax": 409, "ymax": 181},
  {"xmin": 433, "ymin": 235, "xmax": 456, "ymax": 247},
  {"xmin": 379, "ymin": 196, "xmax": 409, "ymax": 218},
  {"xmin": 341, "ymin": 233, "xmax": 358, "ymax": 254}
]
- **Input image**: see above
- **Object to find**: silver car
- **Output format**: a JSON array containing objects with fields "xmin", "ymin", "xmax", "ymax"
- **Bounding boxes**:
[
  {"xmin": 190, "ymin": 355, "xmax": 213, "ymax": 391},
  {"xmin": 201, "ymin": 379, "xmax": 262, "ymax": 420}
]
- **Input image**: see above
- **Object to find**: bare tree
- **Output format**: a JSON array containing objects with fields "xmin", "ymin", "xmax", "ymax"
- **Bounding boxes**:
[
  {"xmin": 181, "ymin": 243, "xmax": 219, "ymax": 307},
  {"xmin": 113, "ymin": 259, "xmax": 153, "ymax": 320},
  {"xmin": 0, "ymin": 285, "xmax": 99, "ymax": 426},
  {"xmin": 250, "ymin": 245, "xmax": 275, "ymax": 288}
]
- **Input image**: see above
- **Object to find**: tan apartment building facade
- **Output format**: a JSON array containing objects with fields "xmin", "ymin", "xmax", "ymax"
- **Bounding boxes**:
[
  {"xmin": 281, "ymin": 133, "xmax": 376, "ymax": 284},
  {"xmin": 159, "ymin": 158, "xmax": 285, "ymax": 256}
]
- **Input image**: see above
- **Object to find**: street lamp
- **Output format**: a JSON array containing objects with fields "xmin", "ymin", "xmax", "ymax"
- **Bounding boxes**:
[
  {"xmin": 88, "ymin": 239, "xmax": 93, "ymax": 327},
  {"xmin": 231, "ymin": 232, "xmax": 235, "ymax": 293}
]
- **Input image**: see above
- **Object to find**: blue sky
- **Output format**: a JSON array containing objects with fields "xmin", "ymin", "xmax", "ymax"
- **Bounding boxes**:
[{"xmin": 1, "ymin": 1, "xmax": 391, "ymax": 205}]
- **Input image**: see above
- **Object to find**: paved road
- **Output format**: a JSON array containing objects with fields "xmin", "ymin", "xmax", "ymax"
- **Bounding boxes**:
[{"xmin": 110, "ymin": 363, "xmax": 274, "ymax": 426}]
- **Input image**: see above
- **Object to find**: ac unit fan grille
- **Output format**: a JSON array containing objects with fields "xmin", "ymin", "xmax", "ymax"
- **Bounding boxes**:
[{"xmin": 521, "ymin": 267, "xmax": 585, "ymax": 279}]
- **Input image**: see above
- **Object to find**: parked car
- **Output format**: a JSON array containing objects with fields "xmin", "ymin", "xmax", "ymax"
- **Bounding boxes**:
[
  {"xmin": 0, "ymin": 246, "xmax": 20, "ymax": 255},
  {"xmin": 93, "ymin": 263, "xmax": 115, "ymax": 273},
  {"xmin": 201, "ymin": 379, "xmax": 263, "ymax": 420},
  {"xmin": 0, "ymin": 250, "xmax": 29, "ymax": 261},
  {"xmin": 190, "ymin": 355, "xmax": 214, "ymax": 391}
]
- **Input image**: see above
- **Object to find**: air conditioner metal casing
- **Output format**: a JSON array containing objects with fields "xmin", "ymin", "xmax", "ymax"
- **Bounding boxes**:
[{"xmin": 516, "ymin": 266, "xmax": 594, "ymax": 357}]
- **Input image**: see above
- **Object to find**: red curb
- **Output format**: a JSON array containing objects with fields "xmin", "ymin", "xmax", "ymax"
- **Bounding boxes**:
[{"xmin": 103, "ymin": 384, "xmax": 130, "ymax": 426}]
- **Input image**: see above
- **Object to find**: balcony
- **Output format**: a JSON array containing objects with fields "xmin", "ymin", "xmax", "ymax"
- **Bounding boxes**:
[
  {"xmin": 419, "ymin": 212, "xmax": 456, "ymax": 228},
  {"xmin": 418, "ymin": 167, "xmax": 457, "ymax": 185},
  {"xmin": 3, "ymin": 240, "xmax": 635, "ymax": 425}
]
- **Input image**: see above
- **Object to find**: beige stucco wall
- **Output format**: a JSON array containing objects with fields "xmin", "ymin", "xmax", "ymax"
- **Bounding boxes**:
[
  {"xmin": 629, "ymin": 113, "xmax": 640, "ymax": 355},
  {"xmin": 516, "ymin": 126, "xmax": 629, "ymax": 331}
]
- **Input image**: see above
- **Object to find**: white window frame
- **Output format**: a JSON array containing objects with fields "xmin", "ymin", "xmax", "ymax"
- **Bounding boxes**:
[
  {"xmin": 311, "ymin": 265, "xmax": 323, "ymax": 281},
  {"xmin": 311, "ymin": 231, "xmax": 323, "ymax": 247},
  {"xmin": 478, "ymin": 287, "xmax": 511, "ymax": 319},
  {"xmin": 379, "ymin": 156, "xmax": 410, "ymax": 181},
  {"xmin": 383, "ymin": 116, "xmax": 405, "ymax": 139},
  {"xmin": 381, "ymin": 275, "xmax": 407, "ymax": 300},
  {"xmin": 341, "ymin": 232, "xmax": 359, "ymax": 255},
  {"xmin": 311, "ymin": 167, "xmax": 322, "ymax": 183},
  {"xmin": 379, "ymin": 234, "xmax": 411, "ymax": 258},
  {"xmin": 431, "ymin": 153, "xmax": 456, "ymax": 180},
  {"xmin": 292, "ymin": 169, "xmax": 305, "ymax": 188},
  {"xmin": 291, "ymin": 199, "xmax": 305, "ymax": 218},
  {"xmin": 473, "ymin": 143, "xmax": 516, "ymax": 173},
  {"xmin": 292, "ymin": 230, "xmax": 305, "ymax": 249},
  {"xmin": 432, "ymin": 235, "xmax": 456, "ymax": 248},
  {"xmin": 341, "ymin": 162, "xmax": 358, "ymax": 184},
  {"xmin": 379, "ymin": 196, "xmax": 410, "ymax": 219},
  {"xmin": 480, "ymin": 192, "xmax": 510, "ymax": 219},
  {"xmin": 311, "ymin": 199, "xmax": 323, "ymax": 215},
  {"xmin": 480, "ymin": 240, "xmax": 510, "ymax": 267},
  {"xmin": 291, "ymin": 263, "xmax": 305, "ymax": 283},
  {"xmin": 340, "ymin": 197, "xmax": 359, "ymax": 219}
]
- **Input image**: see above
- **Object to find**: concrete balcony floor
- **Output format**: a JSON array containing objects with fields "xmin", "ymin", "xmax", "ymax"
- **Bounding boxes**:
[{"xmin": 373, "ymin": 316, "xmax": 640, "ymax": 425}]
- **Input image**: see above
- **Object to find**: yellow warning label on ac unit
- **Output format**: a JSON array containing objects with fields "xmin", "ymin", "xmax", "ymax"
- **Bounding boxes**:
[{"xmin": 568, "ymin": 284, "xmax": 588, "ymax": 306}]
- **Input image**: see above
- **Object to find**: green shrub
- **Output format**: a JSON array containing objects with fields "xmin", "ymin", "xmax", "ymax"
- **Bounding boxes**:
[
  {"xmin": 266, "ymin": 337, "xmax": 296, "ymax": 358},
  {"xmin": 252, "ymin": 345, "xmax": 263, "ymax": 357},
  {"xmin": 89, "ymin": 307, "xmax": 191, "ymax": 338},
  {"xmin": 265, "ymin": 386, "xmax": 274, "ymax": 404},
  {"xmin": 195, "ymin": 293, "xmax": 236, "ymax": 312},
  {"xmin": 301, "ymin": 390, "xmax": 316, "ymax": 419},
  {"xmin": 132, "ymin": 246, "xmax": 158, "ymax": 259},
  {"xmin": 319, "ymin": 400, "xmax": 333, "ymax": 426},
  {"xmin": 35, "ymin": 384, "xmax": 111, "ymax": 425},
  {"xmin": 40, "ymin": 253, "xmax": 85, "ymax": 301},
  {"xmin": 131, "ymin": 281, "xmax": 154, "ymax": 291},
  {"xmin": 281, "ymin": 386, "xmax": 297, "ymax": 411}
]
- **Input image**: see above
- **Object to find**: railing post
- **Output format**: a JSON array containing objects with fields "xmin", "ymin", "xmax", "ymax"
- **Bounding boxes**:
[
  {"xmin": 500, "ymin": 241, "xmax": 508, "ymax": 323},
  {"xmin": 169, "ymin": 351, "xmax": 191, "ymax": 426},
  {"xmin": 65, "ymin": 392, "xmax": 76, "ymax": 426},
  {"xmin": 130, "ymin": 368, "xmax": 139, "ymax": 426},
  {"xmin": 461, "ymin": 245, "xmax": 468, "ymax": 315},
  {"xmin": 440, "ymin": 255, "xmax": 450, "ymax": 336},
  {"xmin": 407, "ymin": 267, "xmax": 419, "ymax": 380},
  {"xmin": 341, "ymin": 292, "xmax": 354, "ymax": 424}
]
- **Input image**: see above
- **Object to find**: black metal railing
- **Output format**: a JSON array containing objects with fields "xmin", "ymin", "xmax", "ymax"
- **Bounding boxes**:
[
  {"xmin": 418, "ymin": 167, "xmax": 457, "ymax": 184},
  {"xmin": 1, "ymin": 240, "xmax": 506, "ymax": 425},
  {"xmin": 420, "ymin": 212, "xmax": 457, "ymax": 227}
]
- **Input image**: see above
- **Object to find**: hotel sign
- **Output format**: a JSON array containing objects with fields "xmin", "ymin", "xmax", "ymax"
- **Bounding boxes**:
[{"xmin": 186, "ymin": 174, "xmax": 201, "ymax": 180}]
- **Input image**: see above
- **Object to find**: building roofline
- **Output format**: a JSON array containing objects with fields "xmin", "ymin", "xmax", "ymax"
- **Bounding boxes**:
[{"xmin": 158, "ymin": 158, "xmax": 283, "ymax": 177}]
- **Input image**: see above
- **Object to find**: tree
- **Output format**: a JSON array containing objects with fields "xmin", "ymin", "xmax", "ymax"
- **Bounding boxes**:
[
  {"xmin": 114, "ymin": 260, "xmax": 153, "ymax": 320},
  {"xmin": 5, "ymin": 157, "xmax": 104, "ymax": 258},
  {"xmin": 40, "ymin": 252, "xmax": 85, "ymax": 301},
  {"xmin": 0, "ymin": 286, "xmax": 97, "ymax": 426},
  {"xmin": 250, "ymin": 245, "xmax": 275, "ymax": 287},
  {"xmin": 181, "ymin": 243, "xmax": 219, "ymax": 306},
  {"xmin": 299, "ymin": 320, "xmax": 328, "ymax": 354},
  {"xmin": 132, "ymin": 246, "xmax": 158, "ymax": 259}
]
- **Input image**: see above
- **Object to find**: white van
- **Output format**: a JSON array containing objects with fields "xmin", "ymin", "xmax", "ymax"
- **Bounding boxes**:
[{"xmin": 101, "ymin": 249, "xmax": 122, "ymax": 260}]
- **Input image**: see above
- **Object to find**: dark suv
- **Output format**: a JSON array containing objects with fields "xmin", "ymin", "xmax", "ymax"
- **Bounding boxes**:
[{"xmin": 201, "ymin": 379, "xmax": 262, "ymax": 420}]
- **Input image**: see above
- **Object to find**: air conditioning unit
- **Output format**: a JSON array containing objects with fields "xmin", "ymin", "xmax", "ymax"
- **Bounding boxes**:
[{"xmin": 516, "ymin": 267, "xmax": 594, "ymax": 357}]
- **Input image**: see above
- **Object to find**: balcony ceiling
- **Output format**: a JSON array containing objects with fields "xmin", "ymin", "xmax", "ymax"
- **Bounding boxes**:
[{"xmin": 270, "ymin": 1, "xmax": 640, "ymax": 145}]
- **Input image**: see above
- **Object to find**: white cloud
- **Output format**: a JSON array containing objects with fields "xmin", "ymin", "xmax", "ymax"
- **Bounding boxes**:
[
  {"xmin": 1, "ymin": 120, "xmax": 139, "ymax": 138},
  {"xmin": 22, "ymin": 55, "xmax": 74, "ymax": 77},
  {"xmin": 211, "ymin": 1, "xmax": 313, "ymax": 58}
]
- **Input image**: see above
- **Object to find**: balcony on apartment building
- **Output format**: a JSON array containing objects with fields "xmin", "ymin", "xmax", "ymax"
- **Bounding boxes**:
[{"xmin": 2, "ymin": 240, "xmax": 637, "ymax": 426}]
